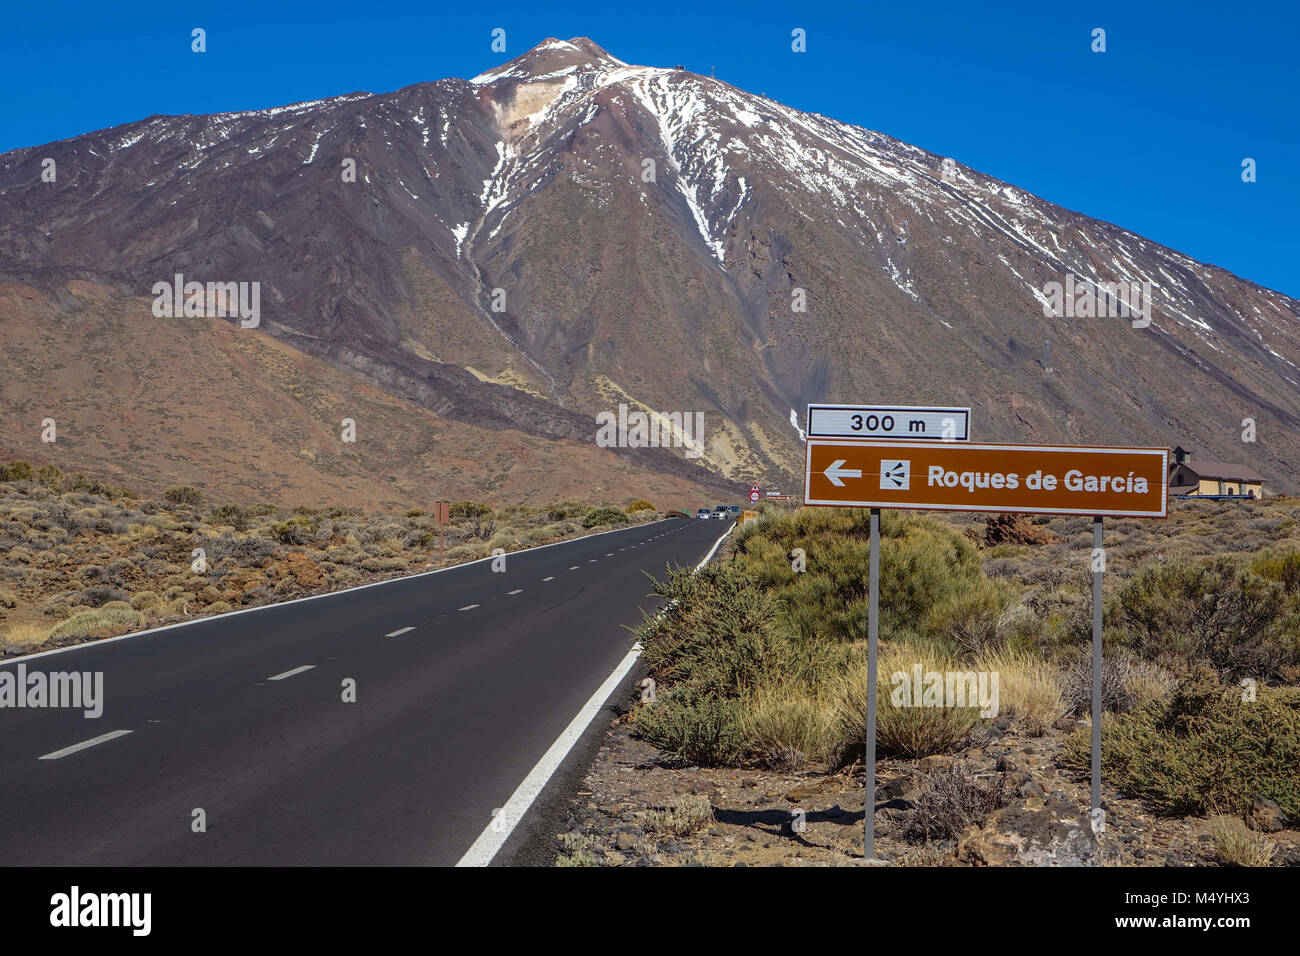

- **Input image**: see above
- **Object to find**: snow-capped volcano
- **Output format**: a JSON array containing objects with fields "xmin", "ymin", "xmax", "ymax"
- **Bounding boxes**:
[{"xmin": 1, "ymin": 37, "xmax": 1297, "ymax": 493}]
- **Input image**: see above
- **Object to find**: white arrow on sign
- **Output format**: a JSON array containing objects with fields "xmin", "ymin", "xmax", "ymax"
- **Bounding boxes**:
[{"xmin": 823, "ymin": 459, "xmax": 863, "ymax": 487}]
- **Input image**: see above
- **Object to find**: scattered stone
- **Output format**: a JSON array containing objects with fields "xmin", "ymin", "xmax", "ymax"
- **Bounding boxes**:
[
  {"xmin": 957, "ymin": 795, "xmax": 1096, "ymax": 866},
  {"xmin": 1249, "ymin": 796, "xmax": 1285, "ymax": 833}
]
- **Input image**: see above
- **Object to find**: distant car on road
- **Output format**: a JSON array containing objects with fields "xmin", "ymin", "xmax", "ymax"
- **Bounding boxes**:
[{"xmin": 696, "ymin": 508, "xmax": 711, "ymax": 520}]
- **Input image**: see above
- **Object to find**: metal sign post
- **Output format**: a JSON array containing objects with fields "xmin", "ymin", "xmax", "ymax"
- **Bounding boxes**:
[
  {"xmin": 1092, "ymin": 517, "xmax": 1104, "ymax": 833},
  {"xmin": 866, "ymin": 508, "xmax": 880, "ymax": 861}
]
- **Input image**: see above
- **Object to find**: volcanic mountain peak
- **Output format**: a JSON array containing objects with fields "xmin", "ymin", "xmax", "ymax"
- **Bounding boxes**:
[
  {"xmin": 471, "ymin": 36, "xmax": 629, "ymax": 86},
  {"xmin": 1, "ymin": 36, "xmax": 1298, "ymax": 500}
]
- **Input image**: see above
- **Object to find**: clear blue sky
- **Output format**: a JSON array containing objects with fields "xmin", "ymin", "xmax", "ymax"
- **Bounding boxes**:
[{"xmin": 3, "ymin": 0, "xmax": 1296, "ymax": 297}]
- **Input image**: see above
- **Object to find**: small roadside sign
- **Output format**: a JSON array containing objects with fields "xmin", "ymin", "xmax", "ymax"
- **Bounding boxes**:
[
  {"xmin": 434, "ymin": 500, "xmax": 451, "ymax": 557},
  {"xmin": 805, "ymin": 440, "xmax": 1168, "ymax": 518},
  {"xmin": 749, "ymin": 484, "xmax": 761, "ymax": 503},
  {"xmin": 807, "ymin": 404, "xmax": 971, "ymax": 442}
]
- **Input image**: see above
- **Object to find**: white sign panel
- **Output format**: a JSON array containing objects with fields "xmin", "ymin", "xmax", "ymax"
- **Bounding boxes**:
[{"xmin": 806, "ymin": 404, "xmax": 971, "ymax": 442}]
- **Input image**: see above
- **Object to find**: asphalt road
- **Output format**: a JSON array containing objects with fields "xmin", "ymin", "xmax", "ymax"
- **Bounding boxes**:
[{"xmin": 0, "ymin": 516, "xmax": 729, "ymax": 866}]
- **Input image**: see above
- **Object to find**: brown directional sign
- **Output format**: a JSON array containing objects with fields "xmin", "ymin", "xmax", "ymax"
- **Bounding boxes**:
[{"xmin": 804, "ymin": 440, "xmax": 1168, "ymax": 518}]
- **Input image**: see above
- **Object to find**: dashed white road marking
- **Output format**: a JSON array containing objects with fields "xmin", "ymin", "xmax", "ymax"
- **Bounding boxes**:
[
  {"xmin": 605, "ymin": 553, "xmax": 613, "ymax": 556},
  {"xmin": 568, "ymin": 566, "xmax": 579, "ymax": 571},
  {"xmin": 384, "ymin": 626, "xmax": 415, "ymax": 638},
  {"xmin": 458, "ymin": 604, "xmax": 480, "ymax": 611},
  {"xmin": 542, "ymin": 576, "xmax": 555, "ymax": 582},
  {"xmin": 507, "ymin": 589, "xmax": 523, "ymax": 595},
  {"xmin": 39, "ymin": 729, "xmax": 133, "ymax": 761},
  {"xmin": 269, "ymin": 665, "xmax": 315, "ymax": 681}
]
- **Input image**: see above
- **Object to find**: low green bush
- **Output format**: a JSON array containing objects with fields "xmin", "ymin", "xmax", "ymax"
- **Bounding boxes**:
[
  {"xmin": 47, "ymin": 606, "xmax": 142, "ymax": 641},
  {"xmin": 582, "ymin": 507, "xmax": 629, "ymax": 529},
  {"xmin": 1108, "ymin": 556, "xmax": 1299, "ymax": 678},
  {"xmin": 450, "ymin": 500, "xmax": 493, "ymax": 519},
  {"xmin": 1062, "ymin": 673, "xmax": 1300, "ymax": 820},
  {"xmin": 163, "ymin": 486, "xmax": 204, "ymax": 507}
]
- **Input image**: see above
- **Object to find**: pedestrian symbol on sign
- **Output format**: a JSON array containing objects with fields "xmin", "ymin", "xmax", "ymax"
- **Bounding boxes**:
[{"xmin": 880, "ymin": 460, "xmax": 910, "ymax": 490}]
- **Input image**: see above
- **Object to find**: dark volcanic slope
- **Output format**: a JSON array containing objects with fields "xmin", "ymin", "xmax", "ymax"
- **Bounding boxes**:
[{"xmin": 2, "ymin": 37, "xmax": 1296, "ymax": 491}]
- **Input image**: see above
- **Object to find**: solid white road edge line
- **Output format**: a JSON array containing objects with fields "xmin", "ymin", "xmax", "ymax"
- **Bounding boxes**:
[
  {"xmin": 455, "ymin": 521, "xmax": 735, "ymax": 867},
  {"xmin": 39, "ymin": 729, "xmax": 133, "ymax": 760},
  {"xmin": 268, "ymin": 665, "xmax": 315, "ymax": 681}
]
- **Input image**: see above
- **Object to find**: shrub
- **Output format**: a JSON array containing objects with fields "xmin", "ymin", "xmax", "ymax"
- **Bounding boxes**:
[
  {"xmin": 583, "ymin": 507, "xmax": 629, "ymax": 529},
  {"xmin": 625, "ymin": 499, "xmax": 655, "ymax": 514},
  {"xmin": 270, "ymin": 520, "xmax": 310, "ymax": 545},
  {"xmin": 219, "ymin": 534, "xmax": 276, "ymax": 564},
  {"xmin": 1, "ymin": 622, "xmax": 48, "ymax": 649},
  {"xmin": 921, "ymin": 578, "xmax": 1015, "ymax": 655},
  {"xmin": 467, "ymin": 513, "xmax": 497, "ymax": 540},
  {"xmin": 163, "ymin": 486, "xmax": 204, "ymax": 507},
  {"xmin": 47, "ymin": 606, "xmax": 142, "ymax": 641},
  {"xmin": 731, "ymin": 509, "xmax": 984, "ymax": 642},
  {"xmin": 644, "ymin": 795, "xmax": 714, "ymax": 837},
  {"xmin": 209, "ymin": 503, "xmax": 250, "ymax": 531},
  {"xmin": 360, "ymin": 556, "xmax": 407, "ymax": 573},
  {"xmin": 486, "ymin": 530, "xmax": 520, "ymax": 551},
  {"xmin": 36, "ymin": 464, "xmax": 62, "ymax": 487},
  {"xmin": 130, "ymin": 591, "xmax": 161, "ymax": 611},
  {"xmin": 0, "ymin": 461, "xmax": 33, "ymax": 482},
  {"xmin": 450, "ymin": 500, "xmax": 493, "ymax": 519},
  {"xmin": 1061, "ymin": 673, "xmax": 1300, "ymax": 819},
  {"xmin": 1059, "ymin": 651, "xmax": 1177, "ymax": 717},
  {"xmin": 902, "ymin": 762, "xmax": 1008, "ymax": 843},
  {"xmin": 635, "ymin": 565, "xmax": 819, "ymax": 765},
  {"xmin": 1206, "ymin": 815, "xmax": 1276, "ymax": 867},
  {"xmin": 831, "ymin": 640, "xmax": 981, "ymax": 762},
  {"xmin": 1252, "ymin": 549, "xmax": 1300, "ymax": 594},
  {"xmin": 547, "ymin": 501, "xmax": 588, "ymax": 522},
  {"xmin": 976, "ymin": 647, "xmax": 1066, "ymax": 733},
  {"xmin": 636, "ymin": 690, "xmax": 747, "ymax": 765},
  {"xmin": 76, "ymin": 586, "xmax": 130, "ymax": 608},
  {"xmin": 1108, "ymin": 557, "xmax": 1297, "ymax": 678},
  {"xmin": 740, "ymin": 682, "xmax": 837, "ymax": 770}
]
